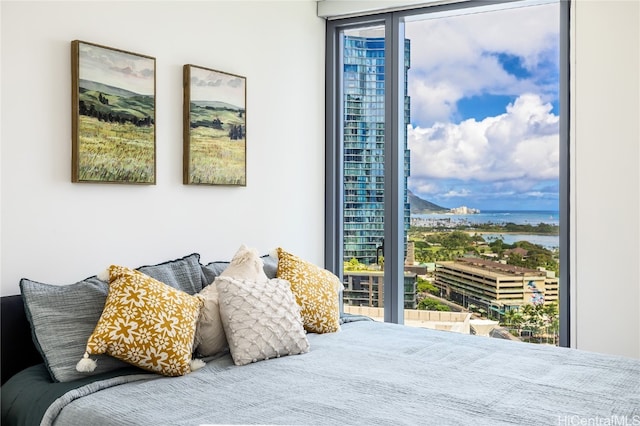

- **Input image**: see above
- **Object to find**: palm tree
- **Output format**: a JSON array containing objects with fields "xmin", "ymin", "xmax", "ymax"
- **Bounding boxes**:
[
  {"xmin": 542, "ymin": 303, "xmax": 559, "ymax": 345},
  {"xmin": 503, "ymin": 309, "xmax": 524, "ymax": 337},
  {"xmin": 521, "ymin": 304, "xmax": 544, "ymax": 342}
]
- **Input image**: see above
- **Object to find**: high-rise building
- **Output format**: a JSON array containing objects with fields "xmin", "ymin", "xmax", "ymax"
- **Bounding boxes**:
[{"xmin": 342, "ymin": 33, "xmax": 411, "ymax": 265}]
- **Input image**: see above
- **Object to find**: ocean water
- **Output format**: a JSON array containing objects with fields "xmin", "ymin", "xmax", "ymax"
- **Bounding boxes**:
[
  {"xmin": 412, "ymin": 210, "xmax": 560, "ymax": 249},
  {"xmin": 412, "ymin": 210, "xmax": 559, "ymax": 226},
  {"xmin": 479, "ymin": 233, "xmax": 559, "ymax": 249}
]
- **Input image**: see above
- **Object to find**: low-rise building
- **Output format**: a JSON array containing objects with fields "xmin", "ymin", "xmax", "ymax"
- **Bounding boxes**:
[
  {"xmin": 343, "ymin": 270, "xmax": 417, "ymax": 309},
  {"xmin": 434, "ymin": 257, "xmax": 558, "ymax": 318}
]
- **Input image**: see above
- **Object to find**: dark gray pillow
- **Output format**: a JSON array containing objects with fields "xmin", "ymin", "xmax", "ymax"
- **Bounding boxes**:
[
  {"xmin": 138, "ymin": 253, "xmax": 206, "ymax": 295},
  {"xmin": 201, "ymin": 261, "xmax": 229, "ymax": 286},
  {"xmin": 20, "ymin": 277, "xmax": 130, "ymax": 382},
  {"xmin": 201, "ymin": 253, "xmax": 278, "ymax": 287},
  {"xmin": 262, "ymin": 254, "xmax": 278, "ymax": 280}
]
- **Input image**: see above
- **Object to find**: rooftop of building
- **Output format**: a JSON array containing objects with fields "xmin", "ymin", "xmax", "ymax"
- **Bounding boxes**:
[
  {"xmin": 344, "ymin": 270, "xmax": 417, "ymax": 277},
  {"xmin": 437, "ymin": 257, "xmax": 547, "ymax": 278}
]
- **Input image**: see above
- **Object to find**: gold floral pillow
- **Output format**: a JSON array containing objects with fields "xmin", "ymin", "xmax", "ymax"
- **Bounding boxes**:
[
  {"xmin": 276, "ymin": 248, "xmax": 341, "ymax": 334},
  {"xmin": 77, "ymin": 265, "xmax": 203, "ymax": 377}
]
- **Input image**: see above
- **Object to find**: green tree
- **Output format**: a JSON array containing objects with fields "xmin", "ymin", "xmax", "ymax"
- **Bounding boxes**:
[
  {"xmin": 542, "ymin": 303, "xmax": 559, "ymax": 344},
  {"xmin": 489, "ymin": 238, "xmax": 506, "ymax": 257},
  {"xmin": 418, "ymin": 298, "xmax": 450, "ymax": 311},
  {"xmin": 471, "ymin": 233, "xmax": 486, "ymax": 244},
  {"xmin": 520, "ymin": 304, "xmax": 547, "ymax": 342},
  {"xmin": 344, "ymin": 257, "xmax": 369, "ymax": 271},
  {"xmin": 502, "ymin": 309, "xmax": 524, "ymax": 336},
  {"xmin": 212, "ymin": 117, "xmax": 223, "ymax": 130},
  {"xmin": 416, "ymin": 277, "xmax": 439, "ymax": 295},
  {"xmin": 441, "ymin": 231, "xmax": 472, "ymax": 250},
  {"xmin": 507, "ymin": 252, "xmax": 525, "ymax": 267}
]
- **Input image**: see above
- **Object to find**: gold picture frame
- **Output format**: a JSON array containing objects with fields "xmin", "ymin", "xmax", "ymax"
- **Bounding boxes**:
[
  {"xmin": 183, "ymin": 64, "xmax": 246, "ymax": 186},
  {"xmin": 71, "ymin": 40, "xmax": 156, "ymax": 184}
]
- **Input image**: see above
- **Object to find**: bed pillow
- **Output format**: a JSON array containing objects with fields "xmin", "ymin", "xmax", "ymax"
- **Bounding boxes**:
[
  {"xmin": 219, "ymin": 244, "xmax": 269, "ymax": 282},
  {"xmin": 261, "ymin": 253, "xmax": 278, "ymax": 280},
  {"xmin": 276, "ymin": 248, "xmax": 341, "ymax": 334},
  {"xmin": 193, "ymin": 284, "xmax": 227, "ymax": 357},
  {"xmin": 20, "ymin": 277, "xmax": 130, "ymax": 382},
  {"xmin": 79, "ymin": 266, "xmax": 203, "ymax": 377},
  {"xmin": 216, "ymin": 275, "xmax": 309, "ymax": 366},
  {"xmin": 138, "ymin": 253, "xmax": 206, "ymax": 295},
  {"xmin": 201, "ymin": 261, "xmax": 228, "ymax": 286},
  {"xmin": 200, "ymin": 253, "xmax": 278, "ymax": 287},
  {"xmin": 194, "ymin": 245, "xmax": 267, "ymax": 357}
]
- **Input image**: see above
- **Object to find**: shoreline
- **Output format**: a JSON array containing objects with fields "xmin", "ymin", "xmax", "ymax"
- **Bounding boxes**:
[
  {"xmin": 410, "ymin": 214, "xmax": 560, "ymax": 236},
  {"xmin": 414, "ymin": 230, "xmax": 559, "ymax": 236},
  {"xmin": 464, "ymin": 230, "xmax": 560, "ymax": 236}
]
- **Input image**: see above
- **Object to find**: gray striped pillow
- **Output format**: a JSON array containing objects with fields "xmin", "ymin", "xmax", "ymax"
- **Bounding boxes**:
[{"xmin": 20, "ymin": 277, "xmax": 129, "ymax": 382}]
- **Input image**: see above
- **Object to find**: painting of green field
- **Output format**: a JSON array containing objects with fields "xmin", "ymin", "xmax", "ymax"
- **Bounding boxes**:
[
  {"xmin": 188, "ymin": 125, "xmax": 245, "ymax": 185},
  {"xmin": 78, "ymin": 115, "xmax": 154, "ymax": 183},
  {"xmin": 184, "ymin": 64, "xmax": 246, "ymax": 185}
]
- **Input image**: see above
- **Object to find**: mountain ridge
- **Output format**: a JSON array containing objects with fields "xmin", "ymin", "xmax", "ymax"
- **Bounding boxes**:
[{"xmin": 408, "ymin": 190, "xmax": 449, "ymax": 213}]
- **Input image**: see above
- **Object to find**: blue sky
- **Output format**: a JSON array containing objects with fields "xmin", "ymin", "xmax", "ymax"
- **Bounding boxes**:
[{"xmin": 406, "ymin": 1, "xmax": 560, "ymax": 211}]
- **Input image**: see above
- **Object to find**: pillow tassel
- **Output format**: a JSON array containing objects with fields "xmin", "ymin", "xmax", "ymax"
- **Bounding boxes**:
[
  {"xmin": 97, "ymin": 267, "xmax": 110, "ymax": 282},
  {"xmin": 76, "ymin": 351, "xmax": 97, "ymax": 373},
  {"xmin": 190, "ymin": 358, "xmax": 206, "ymax": 371},
  {"xmin": 269, "ymin": 247, "xmax": 279, "ymax": 259}
]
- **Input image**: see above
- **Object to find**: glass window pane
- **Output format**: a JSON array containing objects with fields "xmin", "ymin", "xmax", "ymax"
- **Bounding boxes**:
[
  {"xmin": 331, "ymin": 0, "xmax": 564, "ymax": 345},
  {"xmin": 404, "ymin": 1, "xmax": 561, "ymax": 345},
  {"xmin": 342, "ymin": 26, "xmax": 388, "ymax": 318}
]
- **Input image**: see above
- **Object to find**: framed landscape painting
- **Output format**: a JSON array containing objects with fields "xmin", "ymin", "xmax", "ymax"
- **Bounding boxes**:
[
  {"xmin": 183, "ymin": 64, "xmax": 246, "ymax": 186},
  {"xmin": 71, "ymin": 40, "xmax": 156, "ymax": 184}
]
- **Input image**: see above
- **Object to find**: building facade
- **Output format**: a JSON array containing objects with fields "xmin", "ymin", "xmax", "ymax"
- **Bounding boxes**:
[
  {"xmin": 342, "ymin": 33, "xmax": 411, "ymax": 265},
  {"xmin": 343, "ymin": 270, "xmax": 417, "ymax": 309},
  {"xmin": 434, "ymin": 258, "xmax": 559, "ymax": 318}
]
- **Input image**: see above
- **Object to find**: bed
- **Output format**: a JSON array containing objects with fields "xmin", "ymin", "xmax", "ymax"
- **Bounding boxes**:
[{"xmin": 2, "ymin": 250, "xmax": 639, "ymax": 426}]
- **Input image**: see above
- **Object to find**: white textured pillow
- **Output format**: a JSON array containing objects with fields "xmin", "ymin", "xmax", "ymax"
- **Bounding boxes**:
[
  {"xmin": 216, "ymin": 276, "xmax": 310, "ymax": 366},
  {"xmin": 194, "ymin": 244, "xmax": 269, "ymax": 357}
]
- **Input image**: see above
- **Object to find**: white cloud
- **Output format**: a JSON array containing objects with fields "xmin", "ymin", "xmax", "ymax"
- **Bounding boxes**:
[
  {"xmin": 408, "ymin": 93, "xmax": 559, "ymax": 184},
  {"xmin": 442, "ymin": 188, "xmax": 471, "ymax": 198},
  {"xmin": 405, "ymin": 2, "xmax": 559, "ymax": 126},
  {"xmin": 79, "ymin": 43, "xmax": 154, "ymax": 96},
  {"xmin": 189, "ymin": 66, "xmax": 245, "ymax": 106},
  {"xmin": 410, "ymin": 181, "xmax": 440, "ymax": 195}
]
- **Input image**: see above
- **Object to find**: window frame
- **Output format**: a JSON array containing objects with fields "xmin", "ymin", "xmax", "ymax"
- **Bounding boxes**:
[{"xmin": 325, "ymin": 0, "xmax": 570, "ymax": 346}]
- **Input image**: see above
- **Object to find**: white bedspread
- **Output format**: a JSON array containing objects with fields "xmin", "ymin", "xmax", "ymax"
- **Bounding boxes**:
[{"xmin": 50, "ymin": 320, "xmax": 640, "ymax": 426}]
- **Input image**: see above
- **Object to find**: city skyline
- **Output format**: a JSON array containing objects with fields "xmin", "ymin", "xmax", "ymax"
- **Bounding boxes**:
[{"xmin": 406, "ymin": 1, "xmax": 560, "ymax": 211}]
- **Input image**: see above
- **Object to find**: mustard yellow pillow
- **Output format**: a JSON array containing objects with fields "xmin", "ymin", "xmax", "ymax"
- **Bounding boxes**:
[
  {"xmin": 276, "ymin": 248, "xmax": 341, "ymax": 334},
  {"xmin": 78, "ymin": 265, "xmax": 203, "ymax": 377}
]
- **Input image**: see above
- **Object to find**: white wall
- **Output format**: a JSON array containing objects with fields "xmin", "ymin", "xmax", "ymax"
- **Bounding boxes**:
[
  {"xmin": 571, "ymin": 0, "xmax": 639, "ymax": 359},
  {"xmin": 0, "ymin": 1, "xmax": 326, "ymax": 294}
]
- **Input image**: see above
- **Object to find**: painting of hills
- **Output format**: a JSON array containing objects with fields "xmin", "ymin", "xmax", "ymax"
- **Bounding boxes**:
[
  {"xmin": 183, "ymin": 64, "xmax": 246, "ymax": 186},
  {"xmin": 71, "ymin": 41, "xmax": 156, "ymax": 184}
]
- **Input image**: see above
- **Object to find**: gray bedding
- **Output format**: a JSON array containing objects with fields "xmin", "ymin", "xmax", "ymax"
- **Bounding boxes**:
[{"xmin": 48, "ymin": 320, "xmax": 639, "ymax": 425}]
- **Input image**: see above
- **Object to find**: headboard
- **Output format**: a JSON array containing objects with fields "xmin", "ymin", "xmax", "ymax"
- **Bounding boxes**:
[{"xmin": 1, "ymin": 295, "xmax": 44, "ymax": 385}]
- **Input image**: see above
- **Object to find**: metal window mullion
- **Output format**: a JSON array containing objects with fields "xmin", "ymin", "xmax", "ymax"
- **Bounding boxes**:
[
  {"xmin": 558, "ymin": 0, "xmax": 570, "ymax": 348},
  {"xmin": 383, "ymin": 14, "xmax": 405, "ymax": 324},
  {"xmin": 325, "ymin": 20, "xmax": 344, "ymax": 279}
]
